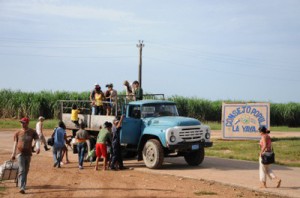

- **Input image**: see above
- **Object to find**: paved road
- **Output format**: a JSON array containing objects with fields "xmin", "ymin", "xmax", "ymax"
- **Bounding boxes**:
[{"xmin": 128, "ymin": 157, "xmax": 300, "ymax": 198}]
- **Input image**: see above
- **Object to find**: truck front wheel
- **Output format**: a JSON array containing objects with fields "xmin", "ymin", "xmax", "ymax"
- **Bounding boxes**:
[
  {"xmin": 142, "ymin": 139, "xmax": 164, "ymax": 169},
  {"xmin": 184, "ymin": 147, "xmax": 205, "ymax": 166}
]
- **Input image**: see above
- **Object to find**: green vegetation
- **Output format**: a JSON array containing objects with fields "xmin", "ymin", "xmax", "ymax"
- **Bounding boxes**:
[
  {"xmin": 0, "ymin": 119, "xmax": 59, "ymax": 129},
  {"xmin": 0, "ymin": 186, "xmax": 5, "ymax": 193},
  {"xmin": 0, "ymin": 89, "xmax": 89, "ymax": 120},
  {"xmin": 206, "ymin": 137, "xmax": 300, "ymax": 167},
  {"xmin": 194, "ymin": 190, "xmax": 217, "ymax": 196},
  {"xmin": 1, "ymin": 90, "xmax": 300, "ymax": 127},
  {"xmin": 170, "ymin": 96, "xmax": 300, "ymax": 127}
]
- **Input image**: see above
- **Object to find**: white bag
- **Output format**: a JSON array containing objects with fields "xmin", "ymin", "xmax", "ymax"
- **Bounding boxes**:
[{"xmin": 0, "ymin": 160, "xmax": 18, "ymax": 180}]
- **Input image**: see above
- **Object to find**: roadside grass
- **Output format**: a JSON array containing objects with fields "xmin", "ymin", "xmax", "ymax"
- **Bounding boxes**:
[
  {"xmin": 0, "ymin": 186, "xmax": 5, "ymax": 194},
  {"xmin": 203, "ymin": 121, "xmax": 300, "ymax": 132},
  {"xmin": 0, "ymin": 119, "xmax": 59, "ymax": 129},
  {"xmin": 194, "ymin": 190, "xmax": 217, "ymax": 196},
  {"xmin": 206, "ymin": 137, "xmax": 300, "ymax": 167}
]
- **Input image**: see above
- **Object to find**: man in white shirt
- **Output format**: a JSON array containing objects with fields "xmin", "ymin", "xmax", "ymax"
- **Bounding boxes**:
[{"xmin": 36, "ymin": 116, "xmax": 50, "ymax": 151}]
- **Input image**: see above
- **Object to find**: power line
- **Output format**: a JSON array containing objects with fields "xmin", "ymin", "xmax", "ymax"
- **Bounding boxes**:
[
  {"xmin": 0, "ymin": 52, "xmax": 136, "ymax": 59},
  {"xmin": 144, "ymin": 56, "xmax": 300, "ymax": 83}
]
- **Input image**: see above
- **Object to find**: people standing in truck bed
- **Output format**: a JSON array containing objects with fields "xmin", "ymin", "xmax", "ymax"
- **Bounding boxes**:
[
  {"xmin": 90, "ymin": 83, "xmax": 104, "ymax": 115},
  {"xmin": 95, "ymin": 122, "xmax": 112, "ymax": 171},
  {"xmin": 104, "ymin": 84, "xmax": 112, "ymax": 116},
  {"xmin": 123, "ymin": 80, "xmax": 134, "ymax": 101},
  {"xmin": 106, "ymin": 83, "xmax": 118, "ymax": 115},
  {"xmin": 90, "ymin": 84, "xmax": 105, "ymax": 115},
  {"xmin": 133, "ymin": 80, "xmax": 143, "ymax": 101}
]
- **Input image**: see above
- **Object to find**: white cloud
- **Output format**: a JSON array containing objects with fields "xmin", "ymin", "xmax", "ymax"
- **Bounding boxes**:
[{"xmin": 0, "ymin": 0, "xmax": 159, "ymax": 25}]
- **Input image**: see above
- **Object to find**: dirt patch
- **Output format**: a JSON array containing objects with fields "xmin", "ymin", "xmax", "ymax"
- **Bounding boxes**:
[{"xmin": 0, "ymin": 129, "xmax": 285, "ymax": 198}]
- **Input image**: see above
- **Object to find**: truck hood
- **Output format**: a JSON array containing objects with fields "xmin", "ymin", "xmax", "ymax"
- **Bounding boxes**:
[{"xmin": 145, "ymin": 116, "xmax": 201, "ymax": 127}]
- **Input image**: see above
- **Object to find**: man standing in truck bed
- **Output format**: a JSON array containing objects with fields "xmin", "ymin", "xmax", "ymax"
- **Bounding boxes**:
[{"xmin": 133, "ymin": 81, "xmax": 143, "ymax": 101}]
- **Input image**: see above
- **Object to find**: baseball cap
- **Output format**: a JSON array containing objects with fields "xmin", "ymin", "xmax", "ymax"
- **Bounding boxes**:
[
  {"xmin": 94, "ymin": 83, "xmax": 99, "ymax": 86},
  {"xmin": 20, "ymin": 117, "xmax": 30, "ymax": 123},
  {"xmin": 38, "ymin": 116, "xmax": 45, "ymax": 121}
]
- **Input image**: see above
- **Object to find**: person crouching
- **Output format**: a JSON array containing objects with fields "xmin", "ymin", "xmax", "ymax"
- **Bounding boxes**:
[{"xmin": 95, "ymin": 122, "xmax": 112, "ymax": 171}]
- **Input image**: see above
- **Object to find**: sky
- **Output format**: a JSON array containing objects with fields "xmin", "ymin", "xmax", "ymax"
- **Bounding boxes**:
[{"xmin": 0, "ymin": 0, "xmax": 300, "ymax": 103}]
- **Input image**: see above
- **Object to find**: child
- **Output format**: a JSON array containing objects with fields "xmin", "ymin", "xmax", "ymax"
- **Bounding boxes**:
[
  {"xmin": 95, "ymin": 122, "xmax": 112, "ymax": 171},
  {"xmin": 71, "ymin": 104, "xmax": 80, "ymax": 127}
]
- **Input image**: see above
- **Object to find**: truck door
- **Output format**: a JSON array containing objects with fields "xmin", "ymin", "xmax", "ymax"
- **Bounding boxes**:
[{"xmin": 120, "ymin": 105, "xmax": 142, "ymax": 145}]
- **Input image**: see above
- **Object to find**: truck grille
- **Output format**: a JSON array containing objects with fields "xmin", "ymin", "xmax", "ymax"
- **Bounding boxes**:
[{"xmin": 179, "ymin": 128, "xmax": 203, "ymax": 142}]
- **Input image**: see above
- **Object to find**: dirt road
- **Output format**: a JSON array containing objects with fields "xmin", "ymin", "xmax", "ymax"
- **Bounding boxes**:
[{"xmin": 1, "ymin": 129, "xmax": 298, "ymax": 197}]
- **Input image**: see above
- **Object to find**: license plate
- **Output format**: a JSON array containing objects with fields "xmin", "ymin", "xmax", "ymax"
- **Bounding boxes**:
[{"xmin": 192, "ymin": 144, "xmax": 199, "ymax": 150}]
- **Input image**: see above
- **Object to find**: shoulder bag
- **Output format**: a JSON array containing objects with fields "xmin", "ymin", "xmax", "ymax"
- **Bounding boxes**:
[
  {"xmin": 261, "ymin": 148, "xmax": 275, "ymax": 165},
  {"xmin": 47, "ymin": 127, "xmax": 57, "ymax": 146}
]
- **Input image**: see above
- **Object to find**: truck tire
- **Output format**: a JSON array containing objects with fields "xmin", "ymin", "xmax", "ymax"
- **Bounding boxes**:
[
  {"xmin": 142, "ymin": 139, "xmax": 164, "ymax": 169},
  {"xmin": 184, "ymin": 147, "xmax": 205, "ymax": 166}
]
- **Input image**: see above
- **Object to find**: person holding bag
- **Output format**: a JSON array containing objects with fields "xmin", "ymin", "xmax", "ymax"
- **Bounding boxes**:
[{"xmin": 259, "ymin": 126, "xmax": 281, "ymax": 188}]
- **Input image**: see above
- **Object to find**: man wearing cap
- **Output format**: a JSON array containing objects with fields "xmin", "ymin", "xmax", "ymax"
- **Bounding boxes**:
[
  {"xmin": 11, "ymin": 117, "xmax": 40, "ymax": 194},
  {"xmin": 36, "ymin": 116, "xmax": 50, "ymax": 151}
]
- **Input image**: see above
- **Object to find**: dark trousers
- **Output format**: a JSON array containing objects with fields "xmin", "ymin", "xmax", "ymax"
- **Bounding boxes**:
[{"xmin": 110, "ymin": 145, "xmax": 123, "ymax": 169}]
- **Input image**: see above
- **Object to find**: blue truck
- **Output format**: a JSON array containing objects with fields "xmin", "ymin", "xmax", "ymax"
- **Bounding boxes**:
[{"xmin": 60, "ymin": 98, "xmax": 213, "ymax": 169}]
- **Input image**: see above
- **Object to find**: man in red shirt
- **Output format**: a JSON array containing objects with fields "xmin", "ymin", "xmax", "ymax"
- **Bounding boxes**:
[{"xmin": 11, "ymin": 117, "xmax": 40, "ymax": 194}]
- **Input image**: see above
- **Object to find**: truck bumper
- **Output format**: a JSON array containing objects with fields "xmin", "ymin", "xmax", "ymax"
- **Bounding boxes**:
[{"xmin": 167, "ymin": 141, "xmax": 213, "ymax": 151}]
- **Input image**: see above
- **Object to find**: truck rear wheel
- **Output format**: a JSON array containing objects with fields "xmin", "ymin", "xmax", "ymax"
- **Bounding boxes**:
[
  {"xmin": 142, "ymin": 139, "xmax": 164, "ymax": 169},
  {"xmin": 184, "ymin": 147, "xmax": 205, "ymax": 166}
]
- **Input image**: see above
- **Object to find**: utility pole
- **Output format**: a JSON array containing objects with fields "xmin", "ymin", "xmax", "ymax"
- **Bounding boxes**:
[{"xmin": 137, "ymin": 40, "xmax": 145, "ymax": 88}]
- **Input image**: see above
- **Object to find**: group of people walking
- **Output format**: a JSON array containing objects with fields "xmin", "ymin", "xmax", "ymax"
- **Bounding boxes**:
[{"xmin": 10, "ymin": 115, "xmax": 126, "ymax": 194}]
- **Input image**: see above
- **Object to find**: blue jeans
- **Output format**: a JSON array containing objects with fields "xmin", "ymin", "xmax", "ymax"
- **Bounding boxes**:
[
  {"xmin": 77, "ymin": 142, "xmax": 86, "ymax": 166},
  {"xmin": 52, "ymin": 146, "xmax": 63, "ymax": 166},
  {"xmin": 17, "ymin": 155, "xmax": 31, "ymax": 191}
]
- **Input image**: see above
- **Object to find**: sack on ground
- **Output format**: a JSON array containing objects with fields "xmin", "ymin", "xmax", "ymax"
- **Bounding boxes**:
[
  {"xmin": 0, "ymin": 161, "xmax": 18, "ymax": 180},
  {"xmin": 261, "ymin": 151, "xmax": 275, "ymax": 165}
]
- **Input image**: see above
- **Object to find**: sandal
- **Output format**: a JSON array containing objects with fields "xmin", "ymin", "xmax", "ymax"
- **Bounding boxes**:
[{"xmin": 276, "ymin": 179, "xmax": 281, "ymax": 188}]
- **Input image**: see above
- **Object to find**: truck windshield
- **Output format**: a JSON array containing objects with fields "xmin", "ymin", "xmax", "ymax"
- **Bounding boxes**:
[{"xmin": 141, "ymin": 104, "xmax": 179, "ymax": 118}]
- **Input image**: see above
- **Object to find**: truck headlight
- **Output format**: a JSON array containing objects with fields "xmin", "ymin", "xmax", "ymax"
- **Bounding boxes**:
[
  {"xmin": 170, "ymin": 135, "xmax": 176, "ymax": 143},
  {"xmin": 205, "ymin": 133, "xmax": 210, "ymax": 139}
]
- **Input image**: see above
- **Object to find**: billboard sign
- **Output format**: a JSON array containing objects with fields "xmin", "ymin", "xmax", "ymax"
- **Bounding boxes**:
[{"xmin": 222, "ymin": 103, "xmax": 270, "ymax": 140}]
